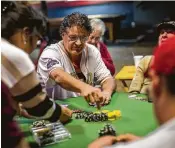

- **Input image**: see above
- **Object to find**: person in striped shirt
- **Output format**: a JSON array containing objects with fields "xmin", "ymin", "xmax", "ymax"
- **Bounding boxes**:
[{"xmin": 1, "ymin": 2, "xmax": 72, "ymax": 148}]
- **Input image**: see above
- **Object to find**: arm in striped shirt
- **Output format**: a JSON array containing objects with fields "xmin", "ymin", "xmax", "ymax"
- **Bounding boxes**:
[{"xmin": 10, "ymin": 71, "xmax": 62, "ymax": 122}]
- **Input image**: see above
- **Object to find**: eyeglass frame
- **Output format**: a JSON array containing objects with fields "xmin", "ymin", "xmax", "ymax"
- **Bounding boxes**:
[{"xmin": 64, "ymin": 32, "xmax": 88, "ymax": 43}]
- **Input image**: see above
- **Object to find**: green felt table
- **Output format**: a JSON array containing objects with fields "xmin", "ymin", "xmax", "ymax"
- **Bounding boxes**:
[{"xmin": 17, "ymin": 92, "xmax": 157, "ymax": 148}]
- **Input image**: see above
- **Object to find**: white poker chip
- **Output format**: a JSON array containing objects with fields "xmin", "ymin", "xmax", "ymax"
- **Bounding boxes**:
[
  {"xmin": 128, "ymin": 94, "xmax": 137, "ymax": 98},
  {"xmin": 89, "ymin": 102, "xmax": 97, "ymax": 107}
]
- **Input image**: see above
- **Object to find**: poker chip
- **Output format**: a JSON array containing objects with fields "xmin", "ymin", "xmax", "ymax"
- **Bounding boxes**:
[
  {"xmin": 135, "ymin": 96, "xmax": 148, "ymax": 101},
  {"xmin": 73, "ymin": 110, "xmax": 121, "ymax": 122},
  {"xmin": 107, "ymin": 110, "xmax": 121, "ymax": 121},
  {"xmin": 32, "ymin": 120, "xmax": 47, "ymax": 128},
  {"xmin": 43, "ymin": 131, "xmax": 54, "ymax": 138},
  {"xmin": 98, "ymin": 124, "xmax": 116, "ymax": 137}
]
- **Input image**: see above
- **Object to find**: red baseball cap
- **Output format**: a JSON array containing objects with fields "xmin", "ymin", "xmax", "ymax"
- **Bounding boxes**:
[{"xmin": 152, "ymin": 36, "xmax": 175, "ymax": 75}]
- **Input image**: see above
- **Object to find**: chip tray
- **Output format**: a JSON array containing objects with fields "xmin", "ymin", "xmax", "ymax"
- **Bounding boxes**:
[{"xmin": 31, "ymin": 121, "xmax": 71, "ymax": 146}]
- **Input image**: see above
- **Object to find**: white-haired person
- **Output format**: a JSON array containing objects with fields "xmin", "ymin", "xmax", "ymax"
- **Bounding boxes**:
[{"xmin": 87, "ymin": 18, "xmax": 115, "ymax": 76}]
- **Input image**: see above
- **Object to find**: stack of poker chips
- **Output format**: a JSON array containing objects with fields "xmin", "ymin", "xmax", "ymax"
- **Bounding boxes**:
[
  {"xmin": 74, "ymin": 111, "xmax": 92, "ymax": 119},
  {"xmin": 85, "ymin": 113, "xmax": 108, "ymax": 122},
  {"xmin": 98, "ymin": 124, "xmax": 116, "ymax": 137},
  {"xmin": 74, "ymin": 111, "xmax": 108, "ymax": 122},
  {"xmin": 32, "ymin": 120, "xmax": 47, "ymax": 128},
  {"xmin": 40, "ymin": 131, "xmax": 55, "ymax": 145}
]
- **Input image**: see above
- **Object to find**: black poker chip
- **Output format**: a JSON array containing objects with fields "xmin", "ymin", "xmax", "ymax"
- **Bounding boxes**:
[{"xmin": 98, "ymin": 124, "xmax": 116, "ymax": 137}]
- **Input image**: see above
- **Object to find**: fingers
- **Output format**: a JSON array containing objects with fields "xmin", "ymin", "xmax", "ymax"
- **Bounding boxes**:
[
  {"xmin": 92, "ymin": 92, "xmax": 101, "ymax": 110},
  {"xmin": 116, "ymin": 135, "xmax": 128, "ymax": 142},
  {"xmin": 88, "ymin": 93, "xmax": 95, "ymax": 104},
  {"xmin": 116, "ymin": 134, "xmax": 140, "ymax": 142},
  {"xmin": 88, "ymin": 136, "xmax": 117, "ymax": 148},
  {"xmin": 104, "ymin": 97, "xmax": 110, "ymax": 105}
]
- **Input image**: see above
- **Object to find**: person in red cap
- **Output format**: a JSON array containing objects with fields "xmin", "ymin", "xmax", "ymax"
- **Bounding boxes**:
[
  {"xmin": 129, "ymin": 21, "xmax": 175, "ymax": 94},
  {"xmin": 88, "ymin": 36, "xmax": 175, "ymax": 148}
]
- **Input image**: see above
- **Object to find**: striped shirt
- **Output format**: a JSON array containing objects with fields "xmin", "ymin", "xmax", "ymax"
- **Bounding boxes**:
[
  {"xmin": 1, "ymin": 39, "xmax": 61, "ymax": 122},
  {"xmin": 37, "ymin": 41, "xmax": 111, "ymax": 99}
]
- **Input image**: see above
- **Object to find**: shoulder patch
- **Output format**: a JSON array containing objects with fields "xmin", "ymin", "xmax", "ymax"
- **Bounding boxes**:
[{"xmin": 47, "ymin": 59, "xmax": 59, "ymax": 69}]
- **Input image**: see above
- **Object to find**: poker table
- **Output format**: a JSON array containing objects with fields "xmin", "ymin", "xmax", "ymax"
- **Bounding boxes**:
[{"xmin": 17, "ymin": 92, "xmax": 157, "ymax": 148}]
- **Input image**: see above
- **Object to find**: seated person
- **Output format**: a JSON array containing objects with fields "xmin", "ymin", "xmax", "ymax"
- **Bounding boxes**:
[
  {"xmin": 129, "ymin": 21, "xmax": 175, "ymax": 94},
  {"xmin": 88, "ymin": 36, "xmax": 175, "ymax": 148},
  {"xmin": 87, "ymin": 18, "xmax": 115, "ymax": 76},
  {"xmin": 37, "ymin": 12, "xmax": 116, "ymax": 105},
  {"xmin": 1, "ymin": 2, "xmax": 71, "ymax": 148}
]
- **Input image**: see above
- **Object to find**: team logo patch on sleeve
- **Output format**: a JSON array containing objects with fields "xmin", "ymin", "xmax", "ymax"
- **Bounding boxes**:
[{"xmin": 47, "ymin": 59, "xmax": 60, "ymax": 69}]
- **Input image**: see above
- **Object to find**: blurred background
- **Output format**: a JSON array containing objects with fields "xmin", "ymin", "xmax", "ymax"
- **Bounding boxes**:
[{"xmin": 28, "ymin": 0, "xmax": 175, "ymax": 91}]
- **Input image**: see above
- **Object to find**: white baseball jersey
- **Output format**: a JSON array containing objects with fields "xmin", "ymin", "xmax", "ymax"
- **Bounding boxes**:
[{"xmin": 37, "ymin": 40, "xmax": 111, "ymax": 99}]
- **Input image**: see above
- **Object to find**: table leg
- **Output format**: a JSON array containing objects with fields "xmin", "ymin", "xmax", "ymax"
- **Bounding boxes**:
[{"xmin": 121, "ymin": 80, "xmax": 128, "ymax": 92}]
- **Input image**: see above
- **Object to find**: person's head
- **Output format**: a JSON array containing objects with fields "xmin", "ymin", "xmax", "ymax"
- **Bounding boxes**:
[
  {"xmin": 87, "ymin": 18, "xmax": 106, "ymax": 47},
  {"xmin": 1, "ymin": 1, "xmax": 47, "ymax": 54},
  {"xmin": 157, "ymin": 21, "xmax": 175, "ymax": 46},
  {"xmin": 149, "ymin": 36, "xmax": 175, "ymax": 125},
  {"xmin": 60, "ymin": 12, "xmax": 92, "ymax": 57}
]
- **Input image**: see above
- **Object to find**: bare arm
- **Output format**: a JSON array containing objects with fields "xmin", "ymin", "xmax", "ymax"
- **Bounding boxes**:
[
  {"xmin": 50, "ymin": 68, "xmax": 103, "ymax": 105},
  {"xmin": 101, "ymin": 77, "xmax": 116, "ymax": 96},
  {"xmin": 10, "ymin": 71, "xmax": 72, "ymax": 123},
  {"xmin": 50, "ymin": 68, "xmax": 90, "ymax": 93}
]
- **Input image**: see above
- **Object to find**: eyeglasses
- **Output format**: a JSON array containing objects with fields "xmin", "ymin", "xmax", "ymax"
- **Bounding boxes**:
[{"xmin": 67, "ymin": 34, "xmax": 88, "ymax": 43}]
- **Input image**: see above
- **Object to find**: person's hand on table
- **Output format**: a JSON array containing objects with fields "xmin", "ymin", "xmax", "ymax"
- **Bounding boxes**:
[
  {"xmin": 116, "ymin": 133, "xmax": 141, "ymax": 142},
  {"xmin": 101, "ymin": 91, "xmax": 111, "ymax": 105},
  {"xmin": 80, "ymin": 85, "xmax": 104, "ymax": 109},
  {"xmin": 88, "ymin": 136, "xmax": 117, "ymax": 148},
  {"xmin": 59, "ymin": 106, "xmax": 73, "ymax": 124},
  {"xmin": 16, "ymin": 103, "xmax": 33, "ymax": 118}
]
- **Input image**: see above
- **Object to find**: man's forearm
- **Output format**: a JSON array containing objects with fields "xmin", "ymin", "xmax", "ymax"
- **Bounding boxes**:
[
  {"xmin": 50, "ymin": 68, "xmax": 89, "ymax": 93},
  {"xmin": 101, "ymin": 77, "xmax": 116, "ymax": 95}
]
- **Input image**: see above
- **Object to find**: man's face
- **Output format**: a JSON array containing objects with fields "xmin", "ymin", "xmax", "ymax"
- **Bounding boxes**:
[
  {"xmin": 87, "ymin": 30, "xmax": 102, "ymax": 47},
  {"xmin": 62, "ymin": 26, "xmax": 89, "ymax": 57},
  {"xmin": 158, "ymin": 28, "xmax": 175, "ymax": 46}
]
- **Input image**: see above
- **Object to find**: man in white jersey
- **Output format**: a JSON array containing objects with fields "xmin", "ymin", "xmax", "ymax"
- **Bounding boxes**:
[
  {"xmin": 37, "ymin": 12, "xmax": 116, "ymax": 106},
  {"xmin": 88, "ymin": 37, "xmax": 175, "ymax": 148}
]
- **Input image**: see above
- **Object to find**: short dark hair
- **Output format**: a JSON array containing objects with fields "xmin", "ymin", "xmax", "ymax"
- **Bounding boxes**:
[
  {"xmin": 59, "ymin": 12, "xmax": 92, "ymax": 35},
  {"xmin": 165, "ymin": 73, "xmax": 175, "ymax": 95},
  {"xmin": 1, "ymin": 1, "xmax": 47, "ymax": 40}
]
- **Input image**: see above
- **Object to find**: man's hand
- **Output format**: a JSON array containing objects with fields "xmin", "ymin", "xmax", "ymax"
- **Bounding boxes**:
[
  {"xmin": 88, "ymin": 136, "xmax": 117, "ymax": 148},
  {"xmin": 80, "ymin": 85, "xmax": 104, "ymax": 107},
  {"xmin": 101, "ymin": 91, "xmax": 111, "ymax": 105},
  {"xmin": 59, "ymin": 106, "xmax": 73, "ymax": 124},
  {"xmin": 116, "ymin": 133, "xmax": 141, "ymax": 142}
]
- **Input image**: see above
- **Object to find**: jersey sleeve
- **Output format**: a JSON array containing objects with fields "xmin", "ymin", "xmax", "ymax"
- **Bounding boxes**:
[{"xmin": 37, "ymin": 47, "xmax": 63, "ymax": 86}]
